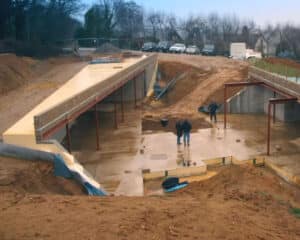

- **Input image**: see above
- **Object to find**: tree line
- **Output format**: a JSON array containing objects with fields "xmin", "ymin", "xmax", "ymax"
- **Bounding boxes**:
[{"xmin": 0, "ymin": 0, "xmax": 299, "ymax": 58}]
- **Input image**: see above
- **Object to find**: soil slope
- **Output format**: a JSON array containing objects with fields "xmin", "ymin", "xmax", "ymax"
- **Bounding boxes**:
[
  {"xmin": 0, "ymin": 164, "xmax": 299, "ymax": 240},
  {"xmin": 0, "ymin": 54, "xmax": 87, "ymax": 137},
  {"xmin": 143, "ymin": 54, "xmax": 248, "ymax": 131}
]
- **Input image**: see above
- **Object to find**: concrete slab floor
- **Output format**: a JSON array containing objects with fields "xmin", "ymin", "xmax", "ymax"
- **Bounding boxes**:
[{"xmin": 71, "ymin": 106, "xmax": 300, "ymax": 196}]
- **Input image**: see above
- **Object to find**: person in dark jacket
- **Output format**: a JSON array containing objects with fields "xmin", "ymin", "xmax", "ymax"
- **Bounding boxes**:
[
  {"xmin": 208, "ymin": 101, "xmax": 219, "ymax": 123},
  {"xmin": 175, "ymin": 120, "xmax": 183, "ymax": 145},
  {"xmin": 181, "ymin": 119, "xmax": 192, "ymax": 146}
]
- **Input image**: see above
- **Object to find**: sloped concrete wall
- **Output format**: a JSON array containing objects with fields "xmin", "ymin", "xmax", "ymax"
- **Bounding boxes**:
[{"xmin": 104, "ymin": 58, "xmax": 157, "ymax": 102}]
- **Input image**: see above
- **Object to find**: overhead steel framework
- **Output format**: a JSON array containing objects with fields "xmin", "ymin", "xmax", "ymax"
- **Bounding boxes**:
[
  {"xmin": 224, "ymin": 81, "xmax": 297, "ymax": 156},
  {"xmin": 64, "ymin": 72, "xmax": 144, "ymax": 153}
]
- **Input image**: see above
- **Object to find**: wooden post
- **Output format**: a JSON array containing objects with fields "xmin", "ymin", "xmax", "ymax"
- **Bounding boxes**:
[{"xmin": 95, "ymin": 105, "xmax": 100, "ymax": 151}]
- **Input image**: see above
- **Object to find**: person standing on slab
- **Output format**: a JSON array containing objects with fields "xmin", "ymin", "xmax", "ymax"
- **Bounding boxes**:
[
  {"xmin": 175, "ymin": 120, "xmax": 183, "ymax": 145},
  {"xmin": 181, "ymin": 119, "xmax": 192, "ymax": 146},
  {"xmin": 208, "ymin": 101, "xmax": 219, "ymax": 123}
]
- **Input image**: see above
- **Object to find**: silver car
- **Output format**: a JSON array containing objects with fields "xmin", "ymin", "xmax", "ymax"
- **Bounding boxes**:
[
  {"xmin": 169, "ymin": 43, "xmax": 186, "ymax": 53},
  {"xmin": 185, "ymin": 45, "xmax": 200, "ymax": 55}
]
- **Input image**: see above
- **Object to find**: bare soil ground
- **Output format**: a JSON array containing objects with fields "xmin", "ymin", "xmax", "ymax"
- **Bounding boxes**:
[
  {"xmin": 0, "ymin": 54, "xmax": 87, "ymax": 137},
  {"xmin": 1, "ymin": 164, "xmax": 300, "ymax": 240},
  {"xmin": 142, "ymin": 54, "xmax": 248, "ymax": 132},
  {"xmin": 0, "ymin": 156, "xmax": 84, "ymax": 196}
]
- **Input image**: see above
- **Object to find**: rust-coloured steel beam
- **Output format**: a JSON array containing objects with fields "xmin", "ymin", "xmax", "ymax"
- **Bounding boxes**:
[
  {"xmin": 224, "ymin": 86, "xmax": 227, "ymax": 129},
  {"xmin": 41, "ymin": 69, "xmax": 146, "ymax": 140},
  {"xmin": 224, "ymin": 81, "xmax": 264, "ymax": 87},
  {"xmin": 114, "ymin": 101, "xmax": 118, "ymax": 129},
  {"xmin": 134, "ymin": 77, "xmax": 137, "ymax": 108},
  {"xmin": 223, "ymin": 80, "xmax": 297, "ymax": 156},
  {"xmin": 224, "ymin": 81, "xmax": 264, "ymax": 129},
  {"xmin": 267, "ymin": 97, "xmax": 297, "ymax": 155},
  {"xmin": 223, "ymin": 80, "xmax": 297, "ymax": 130},
  {"xmin": 121, "ymin": 86, "xmax": 125, "ymax": 123},
  {"xmin": 262, "ymin": 82, "xmax": 295, "ymax": 99},
  {"xmin": 273, "ymin": 92, "xmax": 276, "ymax": 123},
  {"xmin": 267, "ymin": 102, "xmax": 272, "ymax": 156},
  {"xmin": 143, "ymin": 70, "xmax": 147, "ymax": 97},
  {"xmin": 269, "ymin": 97, "xmax": 297, "ymax": 104}
]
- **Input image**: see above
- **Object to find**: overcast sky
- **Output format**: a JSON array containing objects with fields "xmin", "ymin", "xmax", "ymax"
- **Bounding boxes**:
[{"xmin": 84, "ymin": 0, "xmax": 300, "ymax": 26}]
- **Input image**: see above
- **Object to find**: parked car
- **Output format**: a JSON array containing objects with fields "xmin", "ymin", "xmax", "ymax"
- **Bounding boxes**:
[
  {"xmin": 169, "ymin": 43, "xmax": 186, "ymax": 53},
  {"xmin": 141, "ymin": 42, "xmax": 157, "ymax": 52},
  {"xmin": 185, "ymin": 45, "xmax": 200, "ymax": 55},
  {"xmin": 202, "ymin": 44, "xmax": 215, "ymax": 56},
  {"xmin": 156, "ymin": 41, "xmax": 172, "ymax": 52}
]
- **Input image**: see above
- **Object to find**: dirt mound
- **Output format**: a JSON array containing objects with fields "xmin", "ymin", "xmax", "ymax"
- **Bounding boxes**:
[
  {"xmin": 143, "ymin": 55, "xmax": 248, "ymax": 120},
  {"xmin": 1, "ymin": 164, "xmax": 300, "ymax": 240},
  {"xmin": 178, "ymin": 164, "xmax": 300, "ymax": 207},
  {"xmin": 0, "ymin": 156, "xmax": 84, "ymax": 195},
  {"xmin": 158, "ymin": 61, "xmax": 198, "ymax": 83},
  {"xmin": 265, "ymin": 57, "xmax": 300, "ymax": 70},
  {"xmin": 0, "ymin": 54, "xmax": 37, "ymax": 94},
  {"xmin": 155, "ymin": 61, "xmax": 212, "ymax": 106},
  {"xmin": 95, "ymin": 43, "xmax": 121, "ymax": 54}
]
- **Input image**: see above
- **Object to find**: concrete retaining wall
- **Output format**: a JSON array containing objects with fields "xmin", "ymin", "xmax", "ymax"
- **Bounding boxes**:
[
  {"xmin": 249, "ymin": 66, "xmax": 300, "ymax": 100},
  {"xmin": 104, "ymin": 59, "xmax": 157, "ymax": 102},
  {"xmin": 227, "ymin": 85, "xmax": 300, "ymax": 121},
  {"xmin": 34, "ymin": 54, "xmax": 157, "ymax": 141}
]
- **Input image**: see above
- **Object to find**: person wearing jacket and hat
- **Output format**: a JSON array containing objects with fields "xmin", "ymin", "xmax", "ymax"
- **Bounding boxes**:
[{"xmin": 181, "ymin": 119, "xmax": 192, "ymax": 146}]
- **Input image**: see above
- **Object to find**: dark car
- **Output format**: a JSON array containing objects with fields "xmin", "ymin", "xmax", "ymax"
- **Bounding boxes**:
[
  {"xmin": 141, "ymin": 42, "xmax": 157, "ymax": 52},
  {"xmin": 156, "ymin": 41, "xmax": 172, "ymax": 52},
  {"xmin": 202, "ymin": 44, "xmax": 215, "ymax": 56}
]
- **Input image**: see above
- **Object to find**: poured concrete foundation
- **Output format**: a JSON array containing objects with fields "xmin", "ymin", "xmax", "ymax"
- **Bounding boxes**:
[
  {"xmin": 2, "ymin": 54, "xmax": 158, "ymax": 195},
  {"xmin": 227, "ymin": 85, "xmax": 300, "ymax": 121}
]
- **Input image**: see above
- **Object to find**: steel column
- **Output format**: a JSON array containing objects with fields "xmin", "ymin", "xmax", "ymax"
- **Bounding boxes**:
[
  {"xmin": 121, "ymin": 86, "xmax": 125, "ymax": 122},
  {"xmin": 223, "ymin": 81, "xmax": 297, "ymax": 156},
  {"xmin": 267, "ymin": 97, "xmax": 297, "ymax": 155},
  {"xmin": 273, "ymin": 92, "xmax": 276, "ymax": 123},
  {"xmin": 66, "ymin": 123, "xmax": 71, "ymax": 153},
  {"xmin": 267, "ymin": 103, "xmax": 272, "ymax": 156},
  {"xmin": 134, "ymin": 77, "xmax": 137, "ymax": 108},
  {"xmin": 143, "ymin": 70, "xmax": 147, "ymax": 97},
  {"xmin": 39, "ymin": 68, "xmax": 147, "ymax": 140},
  {"xmin": 224, "ymin": 86, "xmax": 227, "ymax": 129},
  {"xmin": 95, "ymin": 105, "xmax": 100, "ymax": 151},
  {"xmin": 114, "ymin": 102, "xmax": 118, "ymax": 129}
]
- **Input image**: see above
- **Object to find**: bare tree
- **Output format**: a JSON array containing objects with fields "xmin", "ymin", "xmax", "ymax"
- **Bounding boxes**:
[
  {"xmin": 281, "ymin": 24, "xmax": 300, "ymax": 58},
  {"xmin": 182, "ymin": 16, "xmax": 205, "ymax": 46}
]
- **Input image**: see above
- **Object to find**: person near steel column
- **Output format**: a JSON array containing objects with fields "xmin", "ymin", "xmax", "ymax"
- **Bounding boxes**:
[
  {"xmin": 208, "ymin": 101, "xmax": 219, "ymax": 123},
  {"xmin": 181, "ymin": 119, "xmax": 192, "ymax": 146}
]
